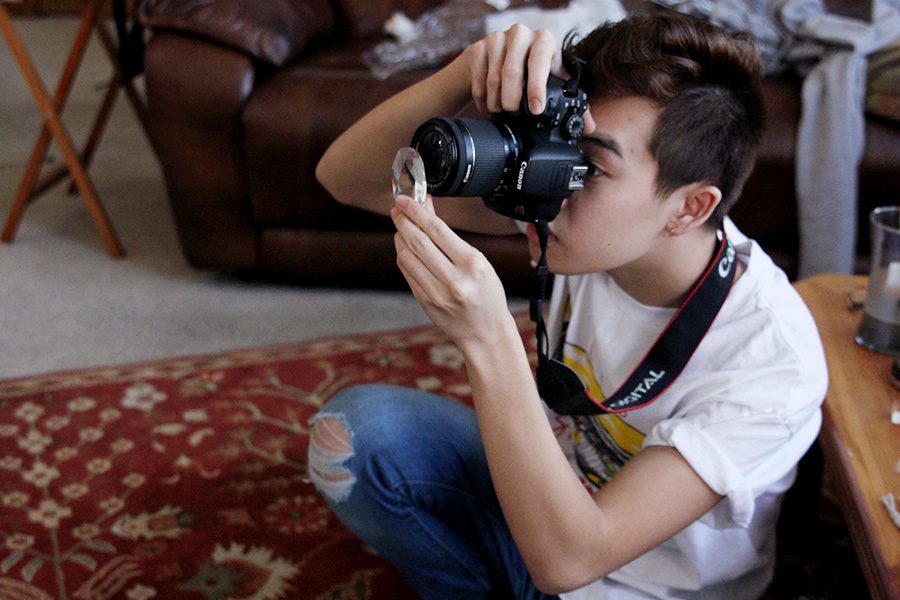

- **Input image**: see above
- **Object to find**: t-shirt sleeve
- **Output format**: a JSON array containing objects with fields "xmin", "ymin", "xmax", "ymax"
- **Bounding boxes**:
[{"xmin": 643, "ymin": 392, "xmax": 822, "ymax": 528}]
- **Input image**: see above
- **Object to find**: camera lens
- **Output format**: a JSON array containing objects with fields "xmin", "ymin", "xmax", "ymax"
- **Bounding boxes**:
[
  {"xmin": 414, "ymin": 123, "xmax": 458, "ymax": 191},
  {"xmin": 412, "ymin": 117, "xmax": 519, "ymax": 198}
]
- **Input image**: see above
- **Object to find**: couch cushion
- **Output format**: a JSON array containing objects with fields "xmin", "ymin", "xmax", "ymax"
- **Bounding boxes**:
[
  {"xmin": 140, "ymin": 0, "xmax": 337, "ymax": 66},
  {"xmin": 242, "ymin": 62, "xmax": 433, "ymax": 229}
]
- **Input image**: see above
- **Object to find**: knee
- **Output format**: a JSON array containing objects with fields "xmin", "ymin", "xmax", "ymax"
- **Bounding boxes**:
[
  {"xmin": 308, "ymin": 384, "xmax": 456, "ymax": 502},
  {"xmin": 308, "ymin": 411, "xmax": 356, "ymax": 502},
  {"xmin": 307, "ymin": 384, "xmax": 389, "ymax": 503}
]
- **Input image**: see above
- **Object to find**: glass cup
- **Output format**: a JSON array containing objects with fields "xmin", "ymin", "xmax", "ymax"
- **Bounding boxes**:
[{"xmin": 855, "ymin": 206, "xmax": 900, "ymax": 354}]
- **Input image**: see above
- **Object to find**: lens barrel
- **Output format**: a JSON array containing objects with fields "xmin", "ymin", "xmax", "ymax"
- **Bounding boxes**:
[{"xmin": 412, "ymin": 117, "xmax": 519, "ymax": 198}]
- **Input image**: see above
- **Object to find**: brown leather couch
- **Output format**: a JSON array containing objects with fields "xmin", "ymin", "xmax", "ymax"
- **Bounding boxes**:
[{"xmin": 139, "ymin": 0, "xmax": 900, "ymax": 294}]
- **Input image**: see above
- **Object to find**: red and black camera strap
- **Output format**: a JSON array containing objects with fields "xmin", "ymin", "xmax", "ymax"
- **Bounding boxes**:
[{"xmin": 531, "ymin": 219, "xmax": 737, "ymax": 415}]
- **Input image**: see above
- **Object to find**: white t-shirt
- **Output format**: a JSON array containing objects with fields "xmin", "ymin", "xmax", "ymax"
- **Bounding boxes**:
[{"xmin": 544, "ymin": 222, "xmax": 828, "ymax": 600}]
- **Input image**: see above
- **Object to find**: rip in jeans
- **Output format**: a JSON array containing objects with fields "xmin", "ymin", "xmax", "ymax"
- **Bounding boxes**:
[{"xmin": 308, "ymin": 413, "xmax": 356, "ymax": 502}]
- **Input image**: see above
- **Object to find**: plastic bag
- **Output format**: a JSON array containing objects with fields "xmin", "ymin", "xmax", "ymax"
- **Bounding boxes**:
[{"xmin": 363, "ymin": 0, "xmax": 497, "ymax": 80}]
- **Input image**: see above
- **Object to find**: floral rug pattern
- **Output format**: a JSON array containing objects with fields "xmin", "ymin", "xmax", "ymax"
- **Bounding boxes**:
[
  {"xmin": 0, "ymin": 316, "xmax": 545, "ymax": 600},
  {"xmin": 0, "ymin": 314, "xmax": 864, "ymax": 600}
]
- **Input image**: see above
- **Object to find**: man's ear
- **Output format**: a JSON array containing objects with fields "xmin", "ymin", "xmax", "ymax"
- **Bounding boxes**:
[{"xmin": 668, "ymin": 183, "xmax": 722, "ymax": 234}]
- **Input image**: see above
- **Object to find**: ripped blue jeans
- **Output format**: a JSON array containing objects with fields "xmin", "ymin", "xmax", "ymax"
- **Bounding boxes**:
[{"xmin": 308, "ymin": 384, "xmax": 559, "ymax": 600}]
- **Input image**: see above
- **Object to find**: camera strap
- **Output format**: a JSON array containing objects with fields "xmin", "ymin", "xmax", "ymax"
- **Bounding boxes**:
[{"xmin": 530, "ymin": 219, "xmax": 736, "ymax": 414}]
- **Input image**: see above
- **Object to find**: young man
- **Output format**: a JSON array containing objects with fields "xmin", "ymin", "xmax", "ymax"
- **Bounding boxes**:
[{"xmin": 309, "ymin": 12, "xmax": 827, "ymax": 600}]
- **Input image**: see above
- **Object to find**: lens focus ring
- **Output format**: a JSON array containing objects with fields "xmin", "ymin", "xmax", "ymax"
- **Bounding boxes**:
[{"xmin": 457, "ymin": 118, "xmax": 516, "ymax": 197}]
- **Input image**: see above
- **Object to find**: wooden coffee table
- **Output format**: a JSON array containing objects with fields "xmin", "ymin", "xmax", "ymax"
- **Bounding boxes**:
[{"xmin": 795, "ymin": 274, "xmax": 900, "ymax": 600}]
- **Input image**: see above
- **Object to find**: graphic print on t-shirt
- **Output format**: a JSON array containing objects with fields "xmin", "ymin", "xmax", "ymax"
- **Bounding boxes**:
[{"xmin": 563, "ymin": 342, "xmax": 646, "ymax": 488}]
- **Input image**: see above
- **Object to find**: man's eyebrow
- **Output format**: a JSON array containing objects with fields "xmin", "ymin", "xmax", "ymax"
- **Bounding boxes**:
[{"xmin": 581, "ymin": 134, "xmax": 623, "ymax": 159}]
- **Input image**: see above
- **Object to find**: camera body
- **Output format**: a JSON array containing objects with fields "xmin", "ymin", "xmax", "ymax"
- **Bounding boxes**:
[{"xmin": 411, "ymin": 74, "xmax": 589, "ymax": 222}]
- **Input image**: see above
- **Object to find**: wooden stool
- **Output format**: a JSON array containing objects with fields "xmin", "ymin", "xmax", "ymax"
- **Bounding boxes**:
[{"xmin": 0, "ymin": 0, "xmax": 149, "ymax": 256}]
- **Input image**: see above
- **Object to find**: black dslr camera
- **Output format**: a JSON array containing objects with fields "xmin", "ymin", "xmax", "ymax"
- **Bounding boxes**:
[{"xmin": 411, "ymin": 74, "xmax": 589, "ymax": 222}]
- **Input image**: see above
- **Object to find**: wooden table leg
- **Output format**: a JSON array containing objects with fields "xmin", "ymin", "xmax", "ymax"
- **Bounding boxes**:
[{"xmin": 0, "ymin": 1, "xmax": 125, "ymax": 257}]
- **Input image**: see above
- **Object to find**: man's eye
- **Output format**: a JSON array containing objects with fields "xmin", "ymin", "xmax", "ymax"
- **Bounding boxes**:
[{"xmin": 586, "ymin": 164, "xmax": 605, "ymax": 177}]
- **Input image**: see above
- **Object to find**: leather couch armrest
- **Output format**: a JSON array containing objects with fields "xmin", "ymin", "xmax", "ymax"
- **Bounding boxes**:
[{"xmin": 139, "ymin": 0, "xmax": 337, "ymax": 66}]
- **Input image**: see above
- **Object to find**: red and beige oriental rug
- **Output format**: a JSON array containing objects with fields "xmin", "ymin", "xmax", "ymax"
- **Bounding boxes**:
[{"xmin": 0, "ymin": 314, "xmax": 863, "ymax": 600}]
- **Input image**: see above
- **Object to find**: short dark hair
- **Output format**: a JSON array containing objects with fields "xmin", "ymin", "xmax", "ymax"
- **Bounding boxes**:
[{"xmin": 564, "ymin": 13, "xmax": 765, "ymax": 225}]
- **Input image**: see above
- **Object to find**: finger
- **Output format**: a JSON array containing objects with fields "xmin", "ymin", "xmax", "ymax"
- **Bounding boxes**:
[
  {"xmin": 466, "ymin": 40, "xmax": 489, "ymax": 114},
  {"xmin": 483, "ymin": 30, "xmax": 508, "ymax": 113},
  {"xmin": 498, "ymin": 24, "xmax": 535, "ymax": 112},
  {"xmin": 392, "ymin": 197, "xmax": 456, "ymax": 281},
  {"xmin": 394, "ymin": 194, "xmax": 473, "ymax": 267},
  {"xmin": 398, "ymin": 260, "xmax": 434, "ymax": 313},
  {"xmin": 525, "ymin": 29, "xmax": 557, "ymax": 115},
  {"xmin": 394, "ymin": 229, "xmax": 444, "ymax": 302},
  {"xmin": 392, "ymin": 193, "xmax": 432, "ymax": 213}
]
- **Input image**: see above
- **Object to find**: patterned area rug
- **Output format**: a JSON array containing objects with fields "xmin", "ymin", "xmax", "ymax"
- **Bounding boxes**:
[{"xmin": 0, "ymin": 315, "xmax": 865, "ymax": 600}]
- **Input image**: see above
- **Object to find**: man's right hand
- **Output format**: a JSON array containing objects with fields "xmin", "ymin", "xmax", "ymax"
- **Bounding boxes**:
[{"xmin": 462, "ymin": 24, "xmax": 560, "ymax": 117}]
